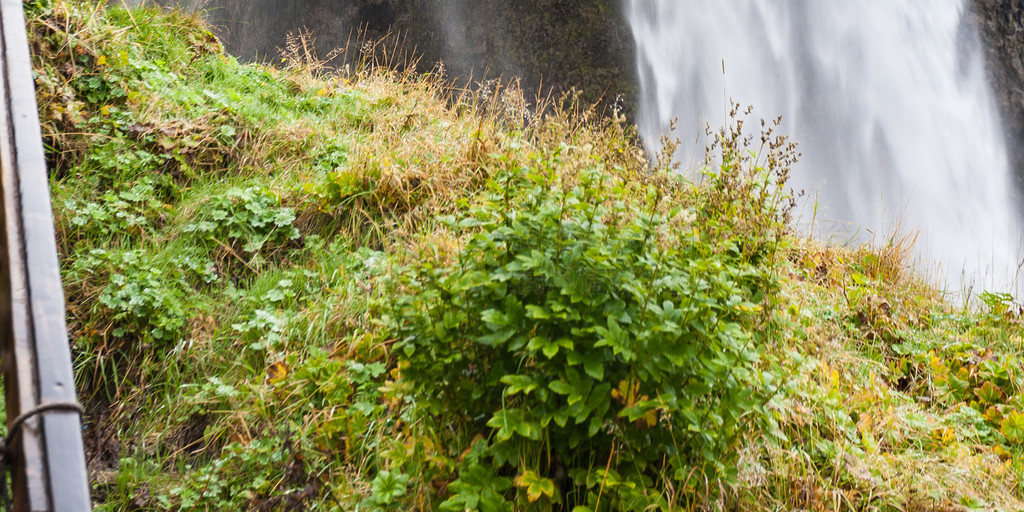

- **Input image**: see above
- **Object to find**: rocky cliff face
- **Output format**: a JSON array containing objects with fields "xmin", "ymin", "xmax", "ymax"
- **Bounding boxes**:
[
  {"xmin": 166, "ymin": 0, "xmax": 635, "ymax": 112},
  {"xmin": 972, "ymin": 0, "xmax": 1024, "ymax": 183},
  {"xmin": 159, "ymin": 0, "xmax": 1023, "ymax": 174},
  {"xmin": 398, "ymin": 0, "xmax": 636, "ymax": 110}
]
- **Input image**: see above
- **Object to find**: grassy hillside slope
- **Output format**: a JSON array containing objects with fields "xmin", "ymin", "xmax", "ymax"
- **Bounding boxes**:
[{"xmin": 22, "ymin": 1, "xmax": 1024, "ymax": 510}]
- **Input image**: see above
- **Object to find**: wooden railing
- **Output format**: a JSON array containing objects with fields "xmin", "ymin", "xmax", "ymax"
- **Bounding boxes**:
[{"xmin": 0, "ymin": 0, "xmax": 90, "ymax": 509}]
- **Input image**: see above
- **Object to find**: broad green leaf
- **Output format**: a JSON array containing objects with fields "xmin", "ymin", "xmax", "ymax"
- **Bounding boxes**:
[
  {"xmin": 480, "ymin": 309, "xmax": 510, "ymax": 327},
  {"xmin": 1001, "ymin": 410, "xmax": 1024, "ymax": 444},
  {"xmin": 478, "ymin": 327, "xmax": 516, "ymax": 346},
  {"xmin": 501, "ymin": 374, "xmax": 538, "ymax": 396},
  {"xmin": 542, "ymin": 343, "xmax": 559, "ymax": 359},
  {"xmin": 487, "ymin": 409, "xmax": 518, "ymax": 441},
  {"xmin": 549, "ymin": 380, "xmax": 573, "ymax": 395},
  {"xmin": 974, "ymin": 381, "xmax": 1003, "ymax": 405},
  {"xmin": 525, "ymin": 304, "xmax": 551, "ymax": 319},
  {"xmin": 583, "ymin": 354, "xmax": 604, "ymax": 381},
  {"xmin": 515, "ymin": 419, "xmax": 543, "ymax": 440},
  {"xmin": 514, "ymin": 471, "xmax": 557, "ymax": 503}
]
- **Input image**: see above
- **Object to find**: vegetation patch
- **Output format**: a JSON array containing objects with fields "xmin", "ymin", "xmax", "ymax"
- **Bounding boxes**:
[{"xmin": 18, "ymin": 0, "xmax": 1024, "ymax": 510}]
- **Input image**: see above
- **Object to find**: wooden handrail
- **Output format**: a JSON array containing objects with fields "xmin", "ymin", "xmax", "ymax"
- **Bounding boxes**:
[{"xmin": 0, "ymin": 0, "xmax": 90, "ymax": 509}]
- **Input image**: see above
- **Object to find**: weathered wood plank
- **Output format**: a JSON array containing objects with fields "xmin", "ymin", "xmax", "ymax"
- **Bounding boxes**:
[{"xmin": 0, "ymin": 0, "xmax": 90, "ymax": 509}]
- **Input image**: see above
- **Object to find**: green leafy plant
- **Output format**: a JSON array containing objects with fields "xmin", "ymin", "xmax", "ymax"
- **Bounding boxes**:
[
  {"xmin": 1001, "ymin": 410, "xmax": 1024, "ymax": 444},
  {"xmin": 384, "ymin": 146, "xmax": 784, "ymax": 509},
  {"xmin": 72, "ymin": 248, "xmax": 193, "ymax": 346},
  {"xmin": 366, "ymin": 470, "xmax": 411, "ymax": 509},
  {"xmin": 61, "ymin": 180, "xmax": 169, "ymax": 247},
  {"xmin": 185, "ymin": 187, "xmax": 300, "ymax": 262}
]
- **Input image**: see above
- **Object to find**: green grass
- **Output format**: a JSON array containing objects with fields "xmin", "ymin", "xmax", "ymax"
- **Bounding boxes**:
[{"xmin": 21, "ymin": 0, "xmax": 1024, "ymax": 510}]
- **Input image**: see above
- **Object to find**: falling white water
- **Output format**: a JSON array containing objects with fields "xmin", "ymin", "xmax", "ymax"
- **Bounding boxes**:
[{"xmin": 626, "ymin": 1, "xmax": 1021, "ymax": 294}]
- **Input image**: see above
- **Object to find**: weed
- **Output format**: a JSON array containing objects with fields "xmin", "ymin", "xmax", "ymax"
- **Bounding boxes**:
[{"xmin": 183, "ymin": 186, "xmax": 301, "ymax": 272}]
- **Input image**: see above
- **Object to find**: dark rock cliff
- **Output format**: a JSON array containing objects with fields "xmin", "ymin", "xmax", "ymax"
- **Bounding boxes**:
[
  {"xmin": 167, "ymin": 0, "xmax": 636, "ymax": 111},
  {"xmin": 972, "ymin": 0, "xmax": 1024, "ymax": 181},
  {"xmin": 155, "ymin": 0, "xmax": 1023, "ymax": 172}
]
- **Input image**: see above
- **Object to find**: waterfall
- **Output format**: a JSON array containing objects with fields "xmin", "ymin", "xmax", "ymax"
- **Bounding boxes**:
[{"xmin": 626, "ymin": 1, "xmax": 1020, "ymax": 293}]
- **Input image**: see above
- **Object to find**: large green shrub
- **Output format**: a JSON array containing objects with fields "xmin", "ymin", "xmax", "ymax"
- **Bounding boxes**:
[{"xmin": 383, "ymin": 141, "xmax": 785, "ymax": 510}]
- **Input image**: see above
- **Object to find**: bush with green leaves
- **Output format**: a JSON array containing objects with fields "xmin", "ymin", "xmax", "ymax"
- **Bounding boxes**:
[{"xmin": 383, "ymin": 149, "xmax": 783, "ymax": 510}]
